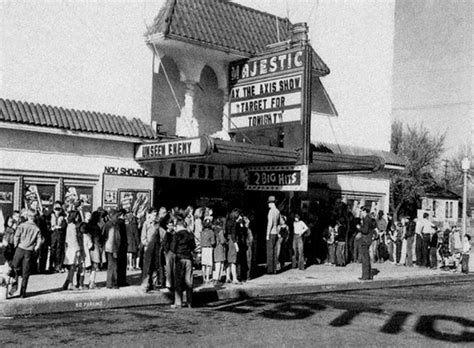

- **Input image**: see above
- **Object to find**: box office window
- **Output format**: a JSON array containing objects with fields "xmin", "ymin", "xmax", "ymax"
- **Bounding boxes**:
[{"xmin": 64, "ymin": 186, "xmax": 93, "ymax": 212}]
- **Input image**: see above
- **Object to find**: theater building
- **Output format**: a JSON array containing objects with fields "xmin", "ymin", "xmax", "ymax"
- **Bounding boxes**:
[
  {"xmin": 139, "ymin": 0, "xmax": 404, "ymax": 215},
  {"xmin": 135, "ymin": 0, "xmax": 405, "ymax": 260}
]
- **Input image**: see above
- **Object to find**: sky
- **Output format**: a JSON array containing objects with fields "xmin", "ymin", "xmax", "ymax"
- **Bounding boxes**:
[
  {"xmin": 1, "ymin": 0, "xmax": 167, "ymax": 121},
  {"xmin": 391, "ymin": 0, "xmax": 472, "ymax": 157}
]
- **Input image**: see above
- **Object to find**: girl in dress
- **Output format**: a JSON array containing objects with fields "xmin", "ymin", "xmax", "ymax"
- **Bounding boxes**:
[
  {"xmin": 200, "ymin": 216, "xmax": 216, "ymax": 284},
  {"xmin": 85, "ymin": 211, "xmax": 102, "ymax": 288},
  {"xmin": 213, "ymin": 217, "xmax": 227, "ymax": 284},
  {"xmin": 62, "ymin": 211, "xmax": 83, "ymax": 290}
]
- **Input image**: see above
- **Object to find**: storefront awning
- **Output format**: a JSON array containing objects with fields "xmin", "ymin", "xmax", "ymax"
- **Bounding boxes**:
[
  {"xmin": 135, "ymin": 135, "xmax": 300, "ymax": 167},
  {"xmin": 310, "ymin": 152, "xmax": 384, "ymax": 173},
  {"xmin": 135, "ymin": 136, "xmax": 392, "ymax": 173}
]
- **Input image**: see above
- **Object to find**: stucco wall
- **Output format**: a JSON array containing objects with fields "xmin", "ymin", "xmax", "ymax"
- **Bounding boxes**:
[
  {"xmin": 311, "ymin": 171, "xmax": 391, "ymax": 214},
  {"xmin": 0, "ymin": 128, "xmax": 143, "ymax": 209}
]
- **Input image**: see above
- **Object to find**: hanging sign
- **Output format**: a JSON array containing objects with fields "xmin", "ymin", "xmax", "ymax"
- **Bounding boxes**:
[
  {"xmin": 135, "ymin": 136, "xmax": 211, "ymax": 161},
  {"xmin": 229, "ymin": 48, "xmax": 305, "ymax": 130},
  {"xmin": 245, "ymin": 165, "xmax": 308, "ymax": 191}
]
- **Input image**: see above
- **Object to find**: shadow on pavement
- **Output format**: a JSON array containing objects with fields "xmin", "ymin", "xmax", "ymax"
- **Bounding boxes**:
[{"xmin": 198, "ymin": 294, "xmax": 474, "ymax": 343}]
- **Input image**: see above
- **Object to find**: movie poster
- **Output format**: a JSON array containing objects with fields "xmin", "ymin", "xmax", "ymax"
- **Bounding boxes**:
[
  {"xmin": 119, "ymin": 190, "xmax": 150, "ymax": 219},
  {"xmin": 64, "ymin": 186, "xmax": 93, "ymax": 212},
  {"xmin": 0, "ymin": 183, "xmax": 15, "ymax": 234},
  {"xmin": 24, "ymin": 184, "xmax": 55, "ymax": 212}
]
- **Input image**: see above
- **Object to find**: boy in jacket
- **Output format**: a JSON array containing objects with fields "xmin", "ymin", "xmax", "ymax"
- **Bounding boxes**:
[{"xmin": 170, "ymin": 213, "xmax": 196, "ymax": 308}]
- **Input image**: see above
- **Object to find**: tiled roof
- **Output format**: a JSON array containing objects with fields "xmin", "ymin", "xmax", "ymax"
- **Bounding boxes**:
[
  {"xmin": 424, "ymin": 186, "xmax": 461, "ymax": 200},
  {"xmin": 312, "ymin": 142, "xmax": 407, "ymax": 168},
  {"xmin": 0, "ymin": 98, "xmax": 157, "ymax": 139},
  {"xmin": 147, "ymin": 0, "xmax": 330, "ymax": 76}
]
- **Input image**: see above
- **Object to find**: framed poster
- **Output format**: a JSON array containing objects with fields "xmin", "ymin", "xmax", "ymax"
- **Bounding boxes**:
[
  {"xmin": 24, "ymin": 184, "xmax": 55, "ymax": 212},
  {"xmin": 64, "ymin": 186, "xmax": 94, "ymax": 212},
  {"xmin": 0, "ymin": 191, "xmax": 13, "ymax": 204},
  {"xmin": 0, "ymin": 183, "xmax": 15, "ymax": 234},
  {"xmin": 104, "ymin": 190, "xmax": 118, "ymax": 205},
  {"xmin": 119, "ymin": 190, "xmax": 151, "ymax": 219}
]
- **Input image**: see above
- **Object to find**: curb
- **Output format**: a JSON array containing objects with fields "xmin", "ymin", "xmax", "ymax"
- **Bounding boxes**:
[
  {"xmin": 194, "ymin": 273, "xmax": 474, "ymax": 302},
  {"xmin": 1, "ymin": 273, "xmax": 472, "ymax": 317}
]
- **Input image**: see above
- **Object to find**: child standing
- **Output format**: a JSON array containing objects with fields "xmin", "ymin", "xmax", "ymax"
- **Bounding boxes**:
[
  {"xmin": 461, "ymin": 234, "xmax": 471, "ymax": 274},
  {"xmin": 200, "ymin": 216, "xmax": 216, "ymax": 284}
]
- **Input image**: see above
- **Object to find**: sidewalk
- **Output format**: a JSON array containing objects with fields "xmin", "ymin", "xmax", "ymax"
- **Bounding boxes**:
[{"xmin": 1, "ymin": 255, "xmax": 473, "ymax": 317}]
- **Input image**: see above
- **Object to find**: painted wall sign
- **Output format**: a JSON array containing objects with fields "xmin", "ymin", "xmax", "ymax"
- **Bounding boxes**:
[
  {"xmin": 245, "ymin": 165, "xmax": 308, "ymax": 191},
  {"xmin": 104, "ymin": 166, "xmax": 150, "ymax": 177},
  {"xmin": 229, "ymin": 50, "xmax": 304, "ymax": 83},
  {"xmin": 135, "ymin": 137, "xmax": 210, "ymax": 161}
]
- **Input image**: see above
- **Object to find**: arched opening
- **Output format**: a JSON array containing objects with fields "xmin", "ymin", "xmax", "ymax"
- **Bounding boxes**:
[
  {"xmin": 151, "ymin": 56, "xmax": 185, "ymax": 136},
  {"xmin": 194, "ymin": 65, "xmax": 224, "ymax": 136}
]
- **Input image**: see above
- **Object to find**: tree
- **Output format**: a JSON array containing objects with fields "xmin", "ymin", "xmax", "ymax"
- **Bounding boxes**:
[
  {"xmin": 390, "ymin": 121, "xmax": 446, "ymax": 220},
  {"xmin": 442, "ymin": 144, "xmax": 472, "ymax": 195}
]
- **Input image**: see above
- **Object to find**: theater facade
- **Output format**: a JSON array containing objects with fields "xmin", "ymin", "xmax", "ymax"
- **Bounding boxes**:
[{"xmin": 138, "ymin": 0, "xmax": 405, "ymax": 218}]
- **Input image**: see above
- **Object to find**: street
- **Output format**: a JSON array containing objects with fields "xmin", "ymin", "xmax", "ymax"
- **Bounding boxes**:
[{"xmin": 0, "ymin": 282, "xmax": 472, "ymax": 347}]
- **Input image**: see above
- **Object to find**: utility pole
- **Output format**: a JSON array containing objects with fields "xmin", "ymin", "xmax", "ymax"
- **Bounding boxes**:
[
  {"xmin": 461, "ymin": 157, "xmax": 470, "ymax": 240},
  {"xmin": 443, "ymin": 159, "xmax": 449, "ymax": 188}
]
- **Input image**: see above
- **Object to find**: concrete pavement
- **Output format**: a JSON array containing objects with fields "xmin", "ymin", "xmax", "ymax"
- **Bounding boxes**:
[{"xmin": 0, "ymin": 254, "xmax": 473, "ymax": 317}]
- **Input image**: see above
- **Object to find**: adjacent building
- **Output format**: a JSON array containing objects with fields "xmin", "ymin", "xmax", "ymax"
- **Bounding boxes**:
[{"xmin": 0, "ymin": 98, "xmax": 160, "ymax": 230}]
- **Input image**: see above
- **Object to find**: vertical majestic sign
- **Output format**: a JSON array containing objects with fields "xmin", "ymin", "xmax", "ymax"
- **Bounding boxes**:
[
  {"xmin": 228, "ymin": 46, "xmax": 312, "ymax": 165},
  {"xmin": 229, "ymin": 48, "xmax": 305, "ymax": 130}
]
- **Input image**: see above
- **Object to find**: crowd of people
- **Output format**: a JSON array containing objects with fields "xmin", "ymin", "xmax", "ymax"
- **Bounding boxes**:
[
  {"xmin": 1, "ymin": 196, "xmax": 471, "ymax": 302},
  {"xmin": 1, "ymin": 201, "xmax": 259, "ymax": 307},
  {"xmin": 321, "ymin": 208, "xmax": 471, "ymax": 279}
]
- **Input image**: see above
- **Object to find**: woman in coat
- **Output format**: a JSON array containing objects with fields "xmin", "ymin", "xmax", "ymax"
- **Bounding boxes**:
[
  {"xmin": 225, "ymin": 209, "xmax": 241, "ymax": 284},
  {"xmin": 125, "ymin": 212, "xmax": 140, "ymax": 271},
  {"xmin": 62, "ymin": 211, "xmax": 83, "ymax": 290},
  {"xmin": 213, "ymin": 217, "xmax": 226, "ymax": 284}
]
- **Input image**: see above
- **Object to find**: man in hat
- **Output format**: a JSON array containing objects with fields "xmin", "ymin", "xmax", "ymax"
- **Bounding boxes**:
[
  {"xmin": 266, "ymin": 196, "xmax": 280, "ymax": 274},
  {"xmin": 10, "ymin": 209, "xmax": 42, "ymax": 298},
  {"xmin": 359, "ymin": 207, "xmax": 376, "ymax": 280}
]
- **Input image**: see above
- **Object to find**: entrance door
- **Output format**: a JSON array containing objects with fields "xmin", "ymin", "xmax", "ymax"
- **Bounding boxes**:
[{"xmin": 154, "ymin": 178, "xmax": 222, "ymax": 212}]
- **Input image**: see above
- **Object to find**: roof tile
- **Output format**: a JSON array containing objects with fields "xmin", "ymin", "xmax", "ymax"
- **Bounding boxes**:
[
  {"xmin": 0, "ymin": 98, "xmax": 156, "ymax": 139},
  {"xmin": 4, "ymin": 100, "xmax": 16, "ymax": 122},
  {"xmin": 0, "ymin": 99, "xmax": 8, "ymax": 121},
  {"xmin": 33, "ymin": 103, "xmax": 47, "ymax": 125},
  {"xmin": 147, "ymin": 0, "xmax": 330, "ymax": 77},
  {"xmin": 51, "ymin": 106, "xmax": 62, "ymax": 128}
]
